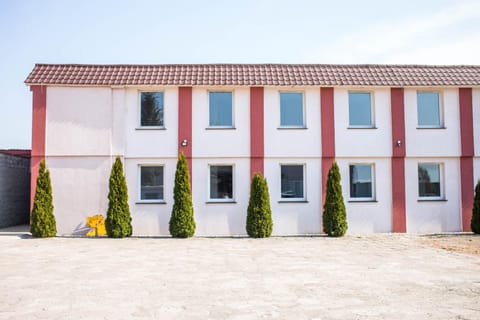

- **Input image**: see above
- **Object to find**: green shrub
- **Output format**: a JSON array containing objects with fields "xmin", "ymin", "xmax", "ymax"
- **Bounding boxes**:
[
  {"xmin": 105, "ymin": 157, "xmax": 132, "ymax": 238},
  {"xmin": 323, "ymin": 161, "xmax": 348, "ymax": 237},
  {"xmin": 246, "ymin": 173, "xmax": 273, "ymax": 238},
  {"xmin": 169, "ymin": 152, "xmax": 195, "ymax": 238},
  {"xmin": 30, "ymin": 160, "xmax": 57, "ymax": 237},
  {"xmin": 472, "ymin": 180, "xmax": 480, "ymax": 234}
]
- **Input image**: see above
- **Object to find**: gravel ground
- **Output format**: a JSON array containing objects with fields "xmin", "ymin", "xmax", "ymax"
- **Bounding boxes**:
[{"xmin": 0, "ymin": 227, "xmax": 479, "ymax": 320}]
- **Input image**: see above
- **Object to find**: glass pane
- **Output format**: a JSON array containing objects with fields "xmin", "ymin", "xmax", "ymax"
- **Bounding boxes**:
[
  {"xmin": 210, "ymin": 166, "xmax": 233, "ymax": 199},
  {"xmin": 350, "ymin": 165, "xmax": 372, "ymax": 198},
  {"xmin": 281, "ymin": 165, "xmax": 304, "ymax": 198},
  {"xmin": 349, "ymin": 92, "xmax": 372, "ymax": 126},
  {"xmin": 141, "ymin": 92, "xmax": 164, "ymax": 126},
  {"xmin": 417, "ymin": 92, "xmax": 440, "ymax": 126},
  {"xmin": 140, "ymin": 166, "xmax": 164, "ymax": 200},
  {"xmin": 209, "ymin": 92, "xmax": 233, "ymax": 126},
  {"xmin": 280, "ymin": 92, "xmax": 304, "ymax": 126},
  {"xmin": 418, "ymin": 164, "xmax": 441, "ymax": 197}
]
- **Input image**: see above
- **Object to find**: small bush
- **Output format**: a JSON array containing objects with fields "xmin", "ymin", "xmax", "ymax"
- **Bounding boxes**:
[
  {"xmin": 323, "ymin": 161, "xmax": 348, "ymax": 237},
  {"xmin": 169, "ymin": 152, "xmax": 195, "ymax": 238},
  {"xmin": 246, "ymin": 173, "xmax": 273, "ymax": 238},
  {"xmin": 105, "ymin": 157, "xmax": 132, "ymax": 238},
  {"xmin": 471, "ymin": 180, "xmax": 480, "ymax": 234},
  {"xmin": 30, "ymin": 160, "xmax": 57, "ymax": 237}
]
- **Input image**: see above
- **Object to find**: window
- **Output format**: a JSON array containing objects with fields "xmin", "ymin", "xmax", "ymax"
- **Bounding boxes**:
[
  {"xmin": 417, "ymin": 91, "xmax": 441, "ymax": 127},
  {"xmin": 418, "ymin": 163, "xmax": 442, "ymax": 198},
  {"xmin": 281, "ymin": 165, "xmax": 304, "ymax": 200},
  {"xmin": 349, "ymin": 92, "xmax": 373, "ymax": 127},
  {"xmin": 209, "ymin": 92, "xmax": 233, "ymax": 127},
  {"xmin": 140, "ymin": 92, "xmax": 164, "ymax": 127},
  {"xmin": 139, "ymin": 166, "xmax": 164, "ymax": 201},
  {"xmin": 209, "ymin": 165, "xmax": 233, "ymax": 200},
  {"xmin": 349, "ymin": 164, "xmax": 374, "ymax": 200},
  {"xmin": 280, "ymin": 92, "xmax": 304, "ymax": 127}
]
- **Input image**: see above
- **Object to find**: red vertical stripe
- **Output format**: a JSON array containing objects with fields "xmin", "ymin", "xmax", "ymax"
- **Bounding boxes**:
[
  {"xmin": 178, "ymin": 87, "xmax": 193, "ymax": 188},
  {"xmin": 250, "ymin": 87, "xmax": 264, "ymax": 177},
  {"xmin": 30, "ymin": 85, "xmax": 47, "ymax": 210},
  {"xmin": 391, "ymin": 88, "xmax": 406, "ymax": 232},
  {"xmin": 321, "ymin": 87, "xmax": 335, "ymax": 204},
  {"xmin": 459, "ymin": 88, "xmax": 474, "ymax": 231}
]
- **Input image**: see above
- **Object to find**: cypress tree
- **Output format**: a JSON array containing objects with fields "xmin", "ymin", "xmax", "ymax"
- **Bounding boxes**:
[
  {"xmin": 169, "ymin": 152, "xmax": 195, "ymax": 238},
  {"xmin": 246, "ymin": 173, "xmax": 273, "ymax": 238},
  {"xmin": 30, "ymin": 160, "xmax": 57, "ymax": 237},
  {"xmin": 323, "ymin": 161, "xmax": 348, "ymax": 237},
  {"xmin": 105, "ymin": 157, "xmax": 132, "ymax": 238},
  {"xmin": 471, "ymin": 180, "xmax": 480, "ymax": 234}
]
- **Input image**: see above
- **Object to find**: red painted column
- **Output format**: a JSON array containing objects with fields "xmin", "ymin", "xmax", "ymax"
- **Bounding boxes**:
[
  {"xmin": 30, "ymin": 85, "xmax": 47, "ymax": 210},
  {"xmin": 391, "ymin": 88, "xmax": 407, "ymax": 232},
  {"xmin": 250, "ymin": 87, "xmax": 264, "ymax": 177},
  {"xmin": 178, "ymin": 87, "xmax": 193, "ymax": 189},
  {"xmin": 459, "ymin": 88, "xmax": 474, "ymax": 232},
  {"xmin": 321, "ymin": 87, "xmax": 335, "ymax": 205}
]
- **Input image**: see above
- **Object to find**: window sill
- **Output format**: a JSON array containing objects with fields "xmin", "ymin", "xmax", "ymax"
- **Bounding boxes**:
[
  {"xmin": 278, "ymin": 200, "xmax": 308, "ymax": 203},
  {"xmin": 416, "ymin": 126, "xmax": 447, "ymax": 130},
  {"xmin": 418, "ymin": 198, "xmax": 447, "ymax": 202},
  {"xmin": 347, "ymin": 126, "xmax": 377, "ymax": 129},
  {"xmin": 277, "ymin": 126, "xmax": 308, "ymax": 130},
  {"xmin": 136, "ymin": 201, "xmax": 167, "ymax": 204},
  {"xmin": 205, "ymin": 127, "xmax": 236, "ymax": 130},
  {"xmin": 136, "ymin": 127, "xmax": 166, "ymax": 130},
  {"xmin": 206, "ymin": 200, "xmax": 237, "ymax": 204},
  {"xmin": 348, "ymin": 200, "xmax": 378, "ymax": 203}
]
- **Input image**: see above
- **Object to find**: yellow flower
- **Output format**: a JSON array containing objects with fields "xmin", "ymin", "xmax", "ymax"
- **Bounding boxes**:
[{"xmin": 85, "ymin": 214, "xmax": 107, "ymax": 237}]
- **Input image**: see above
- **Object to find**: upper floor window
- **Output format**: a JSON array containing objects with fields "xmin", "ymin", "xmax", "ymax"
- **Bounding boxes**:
[
  {"xmin": 139, "ymin": 165, "xmax": 164, "ymax": 201},
  {"xmin": 281, "ymin": 164, "xmax": 305, "ymax": 200},
  {"xmin": 209, "ymin": 165, "xmax": 234, "ymax": 201},
  {"xmin": 349, "ymin": 164, "xmax": 374, "ymax": 200},
  {"xmin": 417, "ymin": 91, "xmax": 441, "ymax": 127},
  {"xmin": 349, "ymin": 92, "xmax": 373, "ymax": 127},
  {"xmin": 418, "ymin": 163, "xmax": 442, "ymax": 198},
  {"xmin": 280, "ymin": 92, "xmax": 304, "ymax": 127},
  {"xmin": 209, "ymin": 92, "xmax": 233, "ymax": 127},
  {"xmin": 140, "ymin": 92, "xmax": 164, "ymax": 127}
]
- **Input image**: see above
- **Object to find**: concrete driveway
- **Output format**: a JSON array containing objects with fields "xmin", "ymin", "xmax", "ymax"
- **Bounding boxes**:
[{"xmin": 1, "ymin": 229, "xmax": 479, "ymax": 320}]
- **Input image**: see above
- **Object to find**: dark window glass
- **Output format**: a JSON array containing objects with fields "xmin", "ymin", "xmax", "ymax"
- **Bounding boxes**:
[
  {"xmin": 350, "ymin": 165, "xmax": 373, "ymax": 198},
  {"xmin": 349, "ymin": 92, "xmax": 372, "ymax": 126},
  {"xmin": 210, "ymin": 166, "xmax": 233, "ymax": 199},
  {"xmin": 141, "ymin": 92, "xmax": 164, "ymax": 126},
  {"xmin": 281, "ymin": 165, "xmax": 304, "ymax": 198},
  {"xmin": 280, "ymin": 92, "xmax": 304, "ymax": 126},
  {"xmin": 209, "ymin": 92, "xmax": 233, "ymax": 127},
  {"xmin": 140, "ymin": 166, "xmax": 164, "ymax": 200},
  {"xmin": 418, "ymin": 164, "xmax": 441, "ymax": 197}
]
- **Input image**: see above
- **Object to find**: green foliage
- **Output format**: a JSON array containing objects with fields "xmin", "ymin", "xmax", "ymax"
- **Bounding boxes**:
[
  {"xmin": 30, "ymin": 161, "xmax": 57, "ymax": 237},
  {"xmin": 169, "ymin": 153, "xmax": 195, "ymax": 238},
  {"xmin": 471, "ymin": 180, "xmax": 480, "ymax": 234},
  {"xmin": 106, "ymin": 157, "xmax": 132, "ymax": 238},
  {"xmin": 323, "ymin": 161, "xmax": 348, "ymax": 237},
  {"xmin": 246, "ymin": 173, "xmax": 273, "ymax": 238}
]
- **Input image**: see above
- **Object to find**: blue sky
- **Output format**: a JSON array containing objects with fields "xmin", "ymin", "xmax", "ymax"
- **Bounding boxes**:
[{"xmin": 1, "ymin": 0, "xmax": 479, "ymax": 149}]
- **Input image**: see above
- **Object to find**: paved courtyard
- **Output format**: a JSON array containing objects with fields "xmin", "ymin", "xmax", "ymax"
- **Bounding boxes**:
[{"xmin": 1, "ymin": 228, "xmax": 479, "ymax": 320}]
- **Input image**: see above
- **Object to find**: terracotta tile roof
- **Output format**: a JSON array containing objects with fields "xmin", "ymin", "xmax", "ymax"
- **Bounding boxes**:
[
  {"xmin": 0, "ymin": 149, "xmax": 31, "ymax": 158},
  {"xmin": 25, "ymin": 64, "xmax": 480, "ymax": 87}
]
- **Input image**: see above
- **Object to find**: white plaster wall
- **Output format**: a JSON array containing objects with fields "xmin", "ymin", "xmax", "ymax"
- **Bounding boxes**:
[
  {"xmin": 47, "ymin": 156, "xmax": 112, "ymax": 235},
  {"xmin": 124, "ymin": 87, "xmax": 178, "ymax": 158},
  {"xmin": 264, "ymin": 158, "xmax": 322, "ymax": 235},
  {"xmin": 405, "ymin": 88, "xmax": 461, "ymax": 157},
  {"xmin": 264, "ymin": 87, "xmax": 321, "ymax": 157},
  {"xmin": 473, "ymin": 89, "xmax": 480, "ymax": 157},
  {"xmin": 475, "ymin": 158, "xmax": 480, "ymax": 187},
  {"xmin": 124, "ymin": 157, "xmax": 177, "ymax": 236},
  {"xmin": 405, "ymin": 158, "xmax": 461, "ymax": 233},
  {"xmin": 335, "ymin": 88, "xmax": 392, "ymax": 157},
  {"xmin": 336, "ymin": 157, "xmax": 392, "ymax": 233},
  {"xmin": 46, "ymin": 87, "xmax": 113, "ymax": 156},
  {"xmin": 192, "ymin": 88, "xmax": 250, "ymax": 157},
  {"xmin": 192, "ymin": 158, "xmax": 250, "ymax": 236}
]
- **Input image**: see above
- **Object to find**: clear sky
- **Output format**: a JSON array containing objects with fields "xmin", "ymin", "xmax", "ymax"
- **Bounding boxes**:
[{"xmin": 1, "ymin": 0, "xmax": 479, "ymax": 149}]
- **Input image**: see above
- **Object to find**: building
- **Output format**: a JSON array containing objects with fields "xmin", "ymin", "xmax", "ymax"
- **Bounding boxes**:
[
  {"xmin": 0, "ymin": 150, "xmax": 31, "ymax": 228},
  {"xmin": 25, "ymin": 64, "xmax": 480, "ymax": 236}
]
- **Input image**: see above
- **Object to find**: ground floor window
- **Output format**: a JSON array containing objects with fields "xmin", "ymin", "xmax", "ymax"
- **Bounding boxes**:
[
  {"xmin": 209, "ymin": 165, "xmax": 233, "ymax": 200},
  {"xmin": 418, "ymin": 163, "xmax": 442, "ymax": 198},
  {"xmin": 349, "ymin": 164, "xmax": 374, "ymax": 200},
  {"xmin": 139, "ymin": 165, "xmax": 164, "ymax": 201},
  {"xmin": 281, "ymin": 164, "xmax": 305, "ymax": 200}
]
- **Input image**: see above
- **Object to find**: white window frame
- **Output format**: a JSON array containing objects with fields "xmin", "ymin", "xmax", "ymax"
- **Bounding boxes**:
[
  {"xmin": 416, "ymin": 90, "xmax": 444, "ymax": 128},
  {"xmin": 418, "ymin": 162, "xmax": 444, "ymax": 200},
  {"xmin": 138, "ymin": 91, "xmax": 165, "ymax": 129},
  {"xmin": 207, "ymin": 90, "xmax": 235, "ymax": 129},
  {"xmin": 208, "ymin": 164, "xmax": 235, "ymax": 202},
  {"xmin": 279, "ymin": 91, "xmax": 306, "ymax": 128},
  {"xmin": 348, "ymin": 163, "xmax": 375, "ymax": 201},
  {"xmin": 348, "ymin": 90, "xmax": 375, "ymax": 128},
  {"xmin": 280, "ymin": 163, "xmax": 306, "ymax": 201},
  {"xmin": 138, "ymin": 164, "xmax": 165, "ymax": 203}
]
